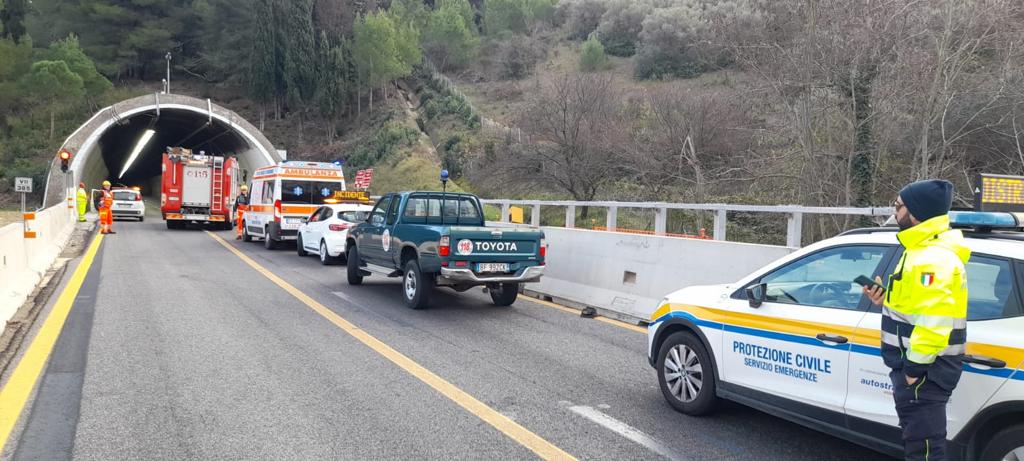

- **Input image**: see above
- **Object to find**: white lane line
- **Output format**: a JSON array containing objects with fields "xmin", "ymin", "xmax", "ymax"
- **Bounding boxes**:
[
  {"xmin": 569, "ymin": 405, "xmax": 689, "ymax": 461},
  {"xmin": 332, "ymin": 291, "xmax": 359, "ymax": 304}
]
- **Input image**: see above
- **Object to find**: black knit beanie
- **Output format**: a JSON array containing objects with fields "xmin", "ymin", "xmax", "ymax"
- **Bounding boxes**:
[{"xmin": 899, "ymin": 179, "xmax": 954, "ymax": 222}]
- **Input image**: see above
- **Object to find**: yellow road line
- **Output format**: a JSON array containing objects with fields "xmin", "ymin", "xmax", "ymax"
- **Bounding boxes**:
[
  {"xmin": 522, "ymin": 297, "xmax": 648, "ymax": 334},
  {"xmin": 206, "ymin": 232, "xmax": 576, "ymax": 461},
  {"xmin": 0, "ymin": 234, "xmax": 104, "ymax": 453}
]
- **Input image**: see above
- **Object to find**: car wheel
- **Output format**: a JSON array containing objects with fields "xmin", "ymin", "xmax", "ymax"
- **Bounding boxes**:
[
  {"xmin": 980, "ymin": 424, "xmax": 1024, "ymax": 461},
  {"xmin": 403, "ymin": 259, "xmax": 432, "ymax": 310},
  {"xmin": 657, "ymin": 331, "xmax": 718, "ymax": 416},
  {"xmin": 490, "ymin": 283, "xmax": 519, "ymax": 306},
  {"xmin": 264, "ymin": 227, "xmax": 277, "ymax": 250},
  {"xmin": 346, "ymin": 244, "xmax": 363, "ymax": 285},
  {"xmin": 242, "ymin": 222, "xmax": 253, "ymax": 242},
  {"xmin": 297, "ymin": 234, "xmax": 308, "ymax": 256},
  {"xmin": 319, "ymin": 240, "xmax": 339, "ymax": 265}
]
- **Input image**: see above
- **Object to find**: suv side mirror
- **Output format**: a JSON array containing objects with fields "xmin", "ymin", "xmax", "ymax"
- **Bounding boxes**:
[{"xmin": 745, "ymin": 283, "xmax": 766, "ymax": 308}]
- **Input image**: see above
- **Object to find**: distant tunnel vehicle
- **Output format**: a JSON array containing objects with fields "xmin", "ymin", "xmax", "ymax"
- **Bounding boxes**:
[{"xmin": 161, "ymin": 147, "xmax": 241, "ymax": 230}]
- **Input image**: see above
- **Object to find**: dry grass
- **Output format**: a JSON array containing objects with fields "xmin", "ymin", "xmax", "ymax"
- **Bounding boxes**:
[{"xmin": 0, "ymin": 210, "xmax": 23, "ymax": 228}]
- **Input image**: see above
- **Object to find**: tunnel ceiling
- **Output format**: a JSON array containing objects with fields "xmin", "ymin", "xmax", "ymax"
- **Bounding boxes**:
[{"xmin": 100, "ymin": 108, "xmax": 251, "ymax": 185}]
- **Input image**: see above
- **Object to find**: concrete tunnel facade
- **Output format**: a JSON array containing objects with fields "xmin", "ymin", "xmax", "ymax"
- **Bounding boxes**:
[{"xmin": 43, "ymin": 93, "xmax": 281, "ymax": 208}]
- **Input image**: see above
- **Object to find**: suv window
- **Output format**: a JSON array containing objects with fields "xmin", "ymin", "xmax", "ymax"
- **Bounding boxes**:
[
  {"xmin": 759, "ymin": 245, "xmax": 889, "ymax": 310},
  {"xmin": 966, "ymin": 255, "xmax": 1022, "ymax": 320},
  {"xmin": 339, "ymin": 210, "xmax": 369, "ymax": 222}
]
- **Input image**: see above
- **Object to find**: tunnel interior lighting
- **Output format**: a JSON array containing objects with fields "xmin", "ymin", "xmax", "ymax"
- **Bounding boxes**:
[{"xmin": 119, "ymin": 129, "xmax": 156, "ymax": 179}]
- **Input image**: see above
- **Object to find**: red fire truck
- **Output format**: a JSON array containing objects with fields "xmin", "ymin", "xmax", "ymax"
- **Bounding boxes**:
[{"xmin": 160, "ymin": 147, "xmax": 240, "ymax": 230}]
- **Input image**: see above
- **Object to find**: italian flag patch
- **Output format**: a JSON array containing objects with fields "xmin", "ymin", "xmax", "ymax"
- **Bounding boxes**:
[{"xmin": 921, "ymin": 272, "xmax": 935, "ymax": 286}]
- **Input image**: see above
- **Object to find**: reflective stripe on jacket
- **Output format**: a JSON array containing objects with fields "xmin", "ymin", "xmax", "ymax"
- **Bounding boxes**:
[{"xmin": 882, "ymin": 214, "xmax": 970, "ymax": 391}]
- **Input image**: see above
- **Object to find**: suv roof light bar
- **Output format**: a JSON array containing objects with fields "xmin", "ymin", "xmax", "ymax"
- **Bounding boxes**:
[{"xmin": 949, "ymin": 211, "xmax": 1021, "ymax": 230}]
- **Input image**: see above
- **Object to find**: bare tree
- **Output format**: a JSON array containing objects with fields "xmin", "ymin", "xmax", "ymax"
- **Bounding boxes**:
[{"xmin": 491, "ymin": 73, "xmax": 622, "ymax": 212}]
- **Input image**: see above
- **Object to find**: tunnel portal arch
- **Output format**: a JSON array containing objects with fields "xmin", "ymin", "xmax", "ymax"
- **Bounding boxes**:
[{"xmin": 43, "ymin": 93, "xmax": 281, "ymax": 208}]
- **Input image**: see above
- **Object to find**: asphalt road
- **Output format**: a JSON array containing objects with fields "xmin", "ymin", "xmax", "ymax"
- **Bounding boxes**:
[{"xmin": 1, "ymin": 218, "xmax": 894, "ymax": 460}]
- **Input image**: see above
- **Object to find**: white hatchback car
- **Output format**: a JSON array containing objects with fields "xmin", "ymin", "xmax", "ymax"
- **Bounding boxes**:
[
  {"xmin": 296, "ymin": 203, "xmax": 373, "ymax": 265},
  {"xmin": 111, "ymin": 188, "xmax": 145, "ymax": 221},
  {"xmin": 648, "ymin": 211, "xmax": 1024, "ymax": 461}
]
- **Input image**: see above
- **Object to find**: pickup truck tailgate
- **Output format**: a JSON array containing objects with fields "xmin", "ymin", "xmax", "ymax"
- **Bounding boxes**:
[{"xmin": 448, "ymin": 227, "xmax": 541, "ymax": 260}]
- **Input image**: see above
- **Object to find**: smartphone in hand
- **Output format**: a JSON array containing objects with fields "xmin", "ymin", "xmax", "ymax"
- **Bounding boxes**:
[{"xmin": 854, "ymin": 275, "xmax": 884, "ymax": 291}]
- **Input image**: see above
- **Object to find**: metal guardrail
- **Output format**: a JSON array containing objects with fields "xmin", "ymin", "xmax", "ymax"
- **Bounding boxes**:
[{"xmin": 479, "ymin": 199, "xmax": 895, "ymax": 248}]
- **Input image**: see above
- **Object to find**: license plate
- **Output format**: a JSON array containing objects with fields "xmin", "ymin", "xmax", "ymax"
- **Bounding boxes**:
[
  {"xmin": 185, "ymin": 214, "xmax": 206, "ymax": 220},
  {"xmin": 477, "ymin": 263, "xmax": 509, "ymax": 273},
  {"xmin": 286, "ymin": 218, "xmax": 302, "ymax": 224}
]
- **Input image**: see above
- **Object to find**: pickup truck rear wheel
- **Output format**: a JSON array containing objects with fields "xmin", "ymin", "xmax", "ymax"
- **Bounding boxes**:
[
  {"xmin": 490, "ymin": 283, "xmax": 519, "ymax": 306},
  {"xmin": 403, "ymin": 259, "xmax": 432, "ymax": 310},
  {"xmin": 346, "ymin": 244, "xmax": 363, "ymax": 285}
]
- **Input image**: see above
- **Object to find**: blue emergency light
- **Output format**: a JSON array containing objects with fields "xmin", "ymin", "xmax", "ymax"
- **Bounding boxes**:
[{"xmin": 949, "ymin": 211, "xmax": 1020, "ymax": 229}]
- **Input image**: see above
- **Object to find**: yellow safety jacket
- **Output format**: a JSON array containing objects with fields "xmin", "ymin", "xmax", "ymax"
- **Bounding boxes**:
[
  {"xmin": 882, "ymin": 214, "xmax": 970, "ymax": 391},
  {"xmin": 77, "ymin": 188, "xmax": 88, "ymax": 212}
]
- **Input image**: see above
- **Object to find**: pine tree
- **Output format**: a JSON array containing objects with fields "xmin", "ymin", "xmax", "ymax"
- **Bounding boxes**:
[
  {"xmin": 250, "ymin": 0, "xmax": 282, "ymax": 126},
  {"xmin": 192, "ymin": 0, "xmax": 257, "ymax": 84},
  {"xmin": 20, "ymin": 60, "xmax": 86, "ymax": 139},
  {"xmin": 0, "ymin": 0, "xmax": 27, "ymax": 42},
  {"xmin": 353, "ymin": 12, "xmax": 407, "ymax": 115}
]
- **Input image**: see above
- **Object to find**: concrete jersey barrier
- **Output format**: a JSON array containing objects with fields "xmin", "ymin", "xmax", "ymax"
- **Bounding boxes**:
[
  {"xmin": 0, "ymin": 204, "xmax": 76, "ymax": 328},
  {"xmin": 523, "ymin": 226, "xmax": 795, "ymax": 321}
]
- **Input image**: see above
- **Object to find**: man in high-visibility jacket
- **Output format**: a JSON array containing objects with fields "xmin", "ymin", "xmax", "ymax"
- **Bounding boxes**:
[
  {"xmin": 76, "ymin": 182, "xmax": 88, "ymax": 222},
  {"xmin": 98, "ymin": 180, "xmax": 115, "ymax": 234},
  {"xmin": 865, "ymin": 179, "xmax": 969, "ymax": 461},
  {"xmin": 234, "ymin": 184, "xmax": 249, "ymax": 240}
]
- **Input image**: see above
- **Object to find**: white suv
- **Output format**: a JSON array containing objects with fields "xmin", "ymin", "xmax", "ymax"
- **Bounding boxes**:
[{"xmin": 647, "ymin": 211, "xmax": 1024, "ymax": 461}]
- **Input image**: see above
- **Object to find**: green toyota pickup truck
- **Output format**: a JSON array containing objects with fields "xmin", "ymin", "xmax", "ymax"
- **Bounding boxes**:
[{"xmin": 345, "ymin": 191, "xmax": 546, "ymax": 309}]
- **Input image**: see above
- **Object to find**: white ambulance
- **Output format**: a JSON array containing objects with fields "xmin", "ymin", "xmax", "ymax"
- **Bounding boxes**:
[{"xmin": 242, "ymin": 161, "xmax": 347, "ymax": 249}]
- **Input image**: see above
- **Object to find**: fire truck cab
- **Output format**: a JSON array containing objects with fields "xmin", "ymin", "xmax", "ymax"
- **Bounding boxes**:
[{"xmin": 243, "ymin": 161, "xmax": 347, "ymax": 250}]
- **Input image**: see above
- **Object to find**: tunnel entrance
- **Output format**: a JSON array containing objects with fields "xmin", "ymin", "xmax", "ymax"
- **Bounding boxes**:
[
  {"xmin": 44, "ymin": 93, "xmax": 280, "ymax": 208},
  {"xmin": 99, "ymin": 108, "xmax": 254, "ymax": 196}
]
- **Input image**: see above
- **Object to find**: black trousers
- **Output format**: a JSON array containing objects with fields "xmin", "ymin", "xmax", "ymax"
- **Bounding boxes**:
[{"xmin": 889, "ymin": 370, "xmax": 952, "ymax": 461}]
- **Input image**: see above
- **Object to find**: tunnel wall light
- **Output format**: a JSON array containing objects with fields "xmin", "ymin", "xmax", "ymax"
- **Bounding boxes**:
[{"xmin": 119, "ymin": 129, "xmax": 156, "ymax": 179}]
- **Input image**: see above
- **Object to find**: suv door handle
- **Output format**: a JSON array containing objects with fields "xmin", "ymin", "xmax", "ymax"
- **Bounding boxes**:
[
  {"xmin": 963, "ymin": 355, "xmax": 1006, "ymax": 369},
  {"xmin": 816, "ymin": 333, "xmax": 849, "ymax": 344}
]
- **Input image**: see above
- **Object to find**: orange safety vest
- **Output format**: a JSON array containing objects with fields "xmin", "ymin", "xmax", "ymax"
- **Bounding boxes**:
[{"xmin": 100, "ymin": 189, "xmax": 113, "ymax": 209}]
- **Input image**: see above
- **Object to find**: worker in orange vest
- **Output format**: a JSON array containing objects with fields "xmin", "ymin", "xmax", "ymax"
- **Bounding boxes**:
[
  {"xmin": 234, "ymin": 184, "xmax": 249, "ymax": 240},
  {"xmin": 98, "ymin": 180, "xmax": 115, "ymax": 234}
]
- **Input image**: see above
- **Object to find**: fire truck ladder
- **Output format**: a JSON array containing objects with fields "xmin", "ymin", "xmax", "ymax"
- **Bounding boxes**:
[{"xmin": 211, "ymin": 156, "xmax": 224, "ymax": 214}]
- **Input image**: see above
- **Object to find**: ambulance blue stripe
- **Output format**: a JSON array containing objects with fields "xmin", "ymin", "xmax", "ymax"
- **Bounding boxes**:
[{"xmin": 653, "ymin": 311, "xmax": 1024, "ymax": 380}]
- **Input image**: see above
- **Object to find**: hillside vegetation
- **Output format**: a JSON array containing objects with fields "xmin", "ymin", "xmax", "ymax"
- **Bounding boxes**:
[{"xmin": 1, "ymin": 0, "xmax": 1023, "ymax": 241}]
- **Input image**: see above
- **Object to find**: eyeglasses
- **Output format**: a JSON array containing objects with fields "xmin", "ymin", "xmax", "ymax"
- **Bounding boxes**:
[{"xmin": 892, "ymin": 200, "xmax": 905, "ymax": 212}]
